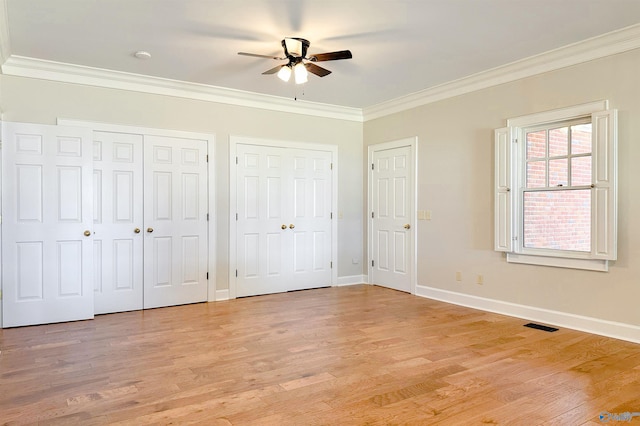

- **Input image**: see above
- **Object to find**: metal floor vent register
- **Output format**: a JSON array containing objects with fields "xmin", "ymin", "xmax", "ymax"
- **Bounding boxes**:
[{"xmin": 523, "ymin": 323, "xmax": 559, "ymax": 332}]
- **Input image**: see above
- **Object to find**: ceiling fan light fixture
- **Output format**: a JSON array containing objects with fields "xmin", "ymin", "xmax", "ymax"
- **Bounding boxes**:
[
  {"xmin": 239, "ymin": 37, "xmax": 350, "ymax": 84},
  {"xmin": 294, "ymin": 62, "xmax": 308, "ymax": 84},
  {"xmin": 277, "ymin": 65, "xmax": 292, "ymax": 82}
]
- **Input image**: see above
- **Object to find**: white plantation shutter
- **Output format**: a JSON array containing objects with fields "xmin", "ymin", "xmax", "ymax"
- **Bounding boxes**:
[
  {"xmin": 591, "ymin": 109, "xmax": 618, "ymax": 260},
  {"xmin": 494, "ymin": 127, "xmax": 513, "ymax": 252}
]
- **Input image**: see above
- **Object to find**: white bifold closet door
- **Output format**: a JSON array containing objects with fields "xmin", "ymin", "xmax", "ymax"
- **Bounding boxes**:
[
  {"xmin": 93, "ymin": 132, "xmax": 209, "ymax": 313},
  {"xmin": 2, "ymin": 123, "xmax": 94, "ymax": 327},
  {"xmin": 236, "ymin": 144, "xmax": 332, "ymax": 297}
]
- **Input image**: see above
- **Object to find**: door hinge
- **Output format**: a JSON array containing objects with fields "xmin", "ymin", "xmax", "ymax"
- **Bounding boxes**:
[
  {"xmin": 513, "ymin": 138, "xmax": 518, "ymax": 144},
  {"xmin": 330, "ymin": 163, "xmax": 333, "ymax": 170},
  {"xmin": 371, "ymin": 212, "xmax": 374, "ymax": 219},
  {"xmin": 236, "ymin": 156, "xmax": 238, "ymax": 165},
  {"xmin": 206, "ymin": 154, "xmax": 209, "ymax": 162},
  {"xmin": 207, "ymin": 213, "xmax": 209, "ymax": 221},
  {"xmin": 371, "ymin": 163, "xmax": 374, "ymax": 170},
  {"xmin": 235, "ymin": 269, "xmax": 238, "ymax": 277},
  {"xmin": 330, "ymin": 261, "xmax": 333, "ymax": 269},
  {"xmin": 236, "ymin": 213, "xmax": 238, "ymax": 221},
  {"xmin": 372, "ymin": 260, "xmax": 375, "ymax": 267},
  {"xmin": 330, "ymin": 212, "xmax": 333, "ymax": 219},
  {"xmin": 206, "ymin": 272, "xmax": 209, "ymax": 279}
]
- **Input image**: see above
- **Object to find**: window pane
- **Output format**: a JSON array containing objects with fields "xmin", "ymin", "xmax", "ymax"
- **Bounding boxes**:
[
  {"xmin": 526, "ymin": 130, "xmax": 546, "ymax": 159},
  {"xmin": 526, "ymin": 161, "xmax": 546, "ymax": 188},
  {"xmin": 523, "ymin": 190, "xmax": 591, "ymax": 252},
  {"xmin": 571, "ymin": 123, "xmax": 592, "ymax": 155},
  {"xmin": 549, "ymin": 158, "xmax": 568, "ymax": 187},
  {"xmin": 571, "ymin": 156, "xmax": 592, "ymax": 186},
  {"xmin": 549, "ymin": 127, "xmax": 568, "ymax": 157}
]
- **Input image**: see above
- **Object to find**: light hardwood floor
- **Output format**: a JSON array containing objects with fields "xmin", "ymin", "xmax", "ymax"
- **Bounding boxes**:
[{"xmin": 1, "ymin": 284, "xmax": 639, "ymax": 425}]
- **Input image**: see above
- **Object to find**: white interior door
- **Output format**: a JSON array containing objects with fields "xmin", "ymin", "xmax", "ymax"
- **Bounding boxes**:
[
  {"xmin": 288, "ymin": 148, "xmax": 332, "ymax": 291},
  {"xmin": 236, "ymin": 144, "xmax": 289, "ymax": 297},
  {"xmin": 93, "ymin": 131, "xmax": 144, "ymax": 314},
  {"xmin": 235, "ymin": 143, "xmax": 332, "ymax": 297},
  {"xmin": 2, "ymin": 122, "xmax": 94, "ymax": 327},
  {"xmin": 143, "ymin": 135, "xmax": 208, "ymax": 308},
  {"xmin": 370, "ymin": 144, "xmax": 413, "ymax": 293}
]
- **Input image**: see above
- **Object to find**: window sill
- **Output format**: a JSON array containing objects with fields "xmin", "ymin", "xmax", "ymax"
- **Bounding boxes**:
[{"xmin": 506, "ymin": 253, "xmax": 609, "ymax": 272}]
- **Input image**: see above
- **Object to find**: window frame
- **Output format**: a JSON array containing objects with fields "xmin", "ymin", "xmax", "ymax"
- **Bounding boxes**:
[{"xmin": 494, "ymin": 101, "xmax": 617, "ymax": 271}]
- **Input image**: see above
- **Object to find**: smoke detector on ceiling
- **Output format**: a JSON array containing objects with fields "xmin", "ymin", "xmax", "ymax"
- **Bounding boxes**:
[{"xmin": 134, "ymin": 51, "xmax": 152, "ymax": 60}]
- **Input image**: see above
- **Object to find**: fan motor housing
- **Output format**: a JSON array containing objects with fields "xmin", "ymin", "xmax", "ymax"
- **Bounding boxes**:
[{"xmin": 282, "ymin": 37, "xmax": 310, "ymax": 59}]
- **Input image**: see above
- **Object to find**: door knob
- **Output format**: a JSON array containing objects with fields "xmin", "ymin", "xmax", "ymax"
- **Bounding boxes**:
[
  {"xmin": 134, "ymin": 228, "xmax": 141, "ymax": 234},
  {"xmin": 289, "ymin": 224, "xmax": 295, "ymax": 229},
  {"xmin": 147, "ymin": 227, "xmax": 154, "ymax": 233},
  {"xmin": 83, "ymin": 230, "xmax": 91, "ymax": 237},
  {"xmin": 281, "ymin": 224, "xmax": 287, "ymax": 230},
  {"xmin": 404, "ymin": 224, "xmax": 411, "ymax": 229}
]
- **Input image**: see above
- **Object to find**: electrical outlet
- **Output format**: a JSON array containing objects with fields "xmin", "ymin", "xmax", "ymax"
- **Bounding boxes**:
[
  {"xmin": 477, "ymin": 274, "xmax": 484, "ymax": 285},
  {"xmin": 455, "ymin": 271, "xmax": 462, "ymax": 281}
]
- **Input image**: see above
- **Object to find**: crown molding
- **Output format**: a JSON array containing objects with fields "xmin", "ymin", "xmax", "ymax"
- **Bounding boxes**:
[
  {"xmin": 363, "ymin": 23, "xmax": 640, "ymax": 121},
  {"xmin": 1, "ymin": 55, "xmax": 363, "ymax": 122},
  {"xmin": 2, "ymin": 22, "xmax": 639, "ymax": 123},
  {"xmin": 0, "ymin": 0, "xmax": 10, "ymax": 65}
]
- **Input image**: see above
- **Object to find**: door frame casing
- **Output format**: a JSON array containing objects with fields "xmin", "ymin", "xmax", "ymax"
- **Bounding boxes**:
[
  {"xmin": 229, "ymin": 135, "xmax": 338, "ymax": 299},
  {"xmin": 367, "ymin": 137, "xmax": 418, "ymax": 294},
  {"xmin": 57, "ymin": 119, "xmax": 217, "ymax": 302}
]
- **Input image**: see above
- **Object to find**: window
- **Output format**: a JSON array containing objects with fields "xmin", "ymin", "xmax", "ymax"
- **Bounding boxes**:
[{"xmin": 494, "ymin": 101, "xmax": 617, "ymax": 271}]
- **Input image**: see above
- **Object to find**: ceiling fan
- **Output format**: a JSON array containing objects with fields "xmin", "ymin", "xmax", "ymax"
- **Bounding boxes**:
[{"xmin": 238, "ymin": 37, "xmax": 352, "ymax": 84}]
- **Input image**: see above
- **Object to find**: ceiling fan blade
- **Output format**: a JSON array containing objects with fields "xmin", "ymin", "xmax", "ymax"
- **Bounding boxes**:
[
  {"xmin": 238, "ymin": 52, "xmax": 285, "ymax": 60},
  {"xmin": 305, "ymin": 62, "xmax": 331, "ymax": 77},
  {"xmin": 262, "ymin": 64, "xmax": 285, "ymax": 75},
  {"xmin": 308, "ymin": 50, "xmax": 352, "ymax": 62}
]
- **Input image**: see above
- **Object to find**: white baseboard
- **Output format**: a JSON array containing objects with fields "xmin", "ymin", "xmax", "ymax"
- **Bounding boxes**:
[
  {"xmin": 415, "ymin": 284, "xmax": 640, "ymax": 344},
  {"xmin": 337, "ymin": 275, "xmax": 368, "ymax": 286},
  {"xmin": 214, "ymin": 289, "xmax": 230, "ymax": 301}
]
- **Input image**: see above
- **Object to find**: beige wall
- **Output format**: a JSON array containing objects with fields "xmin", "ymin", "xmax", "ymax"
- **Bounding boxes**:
[
  {"xmin": 364, "ymin": 48, "xmax": 640, "ymax": 327},
  {"xmin": 2, "ymin": 47, "xmax": 638, "ymax": 331},
  {"xmin": 0, "ymin": 75, "xmax": 364, "ymax": 291}
]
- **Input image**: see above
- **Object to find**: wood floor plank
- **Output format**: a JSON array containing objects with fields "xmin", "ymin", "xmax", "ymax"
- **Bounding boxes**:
[{"xmin": 1, "ymin": 284, "xmax": 638, "ymax": 425}]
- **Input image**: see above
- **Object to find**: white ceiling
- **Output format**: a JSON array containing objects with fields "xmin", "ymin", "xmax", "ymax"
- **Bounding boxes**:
[{"xmin": 3, "ymin": 0, "xmax": 640, "ymax": 109}]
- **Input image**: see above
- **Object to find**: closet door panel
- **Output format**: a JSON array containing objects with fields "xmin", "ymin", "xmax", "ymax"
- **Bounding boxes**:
[
  {"xmin": 287, "ymin": 149, "xmax": 332, "ymax": 291},
  {"xmin": 143, "ymin": 135, "xmax": 208, "ymax": 308},
  {"xmin": 236, "ymin": 144, "xmax": 289, "ymax": 297},
  {"xmin": 2, "ymin": 123, "xmax": 94, "ymax": 327},
  {"xmin": 93, "ymin": 131, "xmax": 144, "ymax": 314}
]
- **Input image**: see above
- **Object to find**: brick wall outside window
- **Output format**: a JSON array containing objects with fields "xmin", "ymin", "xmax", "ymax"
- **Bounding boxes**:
[{"xmin": 524, "ymin": 125, "xmax": 592, "ymax": 252}]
